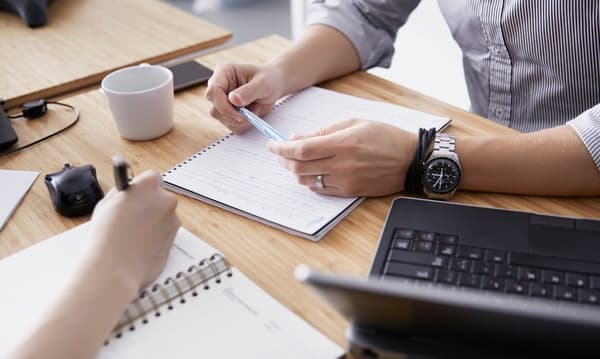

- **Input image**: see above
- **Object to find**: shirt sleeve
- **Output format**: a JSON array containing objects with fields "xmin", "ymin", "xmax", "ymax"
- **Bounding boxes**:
[
  {"xmin": 568, "ymin": 104, "xmax": 600, "ymax": 171},
  {"xmin": 307, "ymin": 0, "xmax": 421, "ymax": 69}
]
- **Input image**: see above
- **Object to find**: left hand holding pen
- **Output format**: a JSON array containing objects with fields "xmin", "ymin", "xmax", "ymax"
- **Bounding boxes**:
[{"xmin": 268, "ymin": 118, "xmax": 418, "ymax": 197}]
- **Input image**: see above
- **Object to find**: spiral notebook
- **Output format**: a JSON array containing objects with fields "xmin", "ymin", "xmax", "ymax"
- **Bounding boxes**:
[
  {"xmin": 0, "ymin": 223, "xmax": 344, "ymax": 358},
  {"xmin": 163, "ymin": 87, "xmax": 450, "ymax": 241}
]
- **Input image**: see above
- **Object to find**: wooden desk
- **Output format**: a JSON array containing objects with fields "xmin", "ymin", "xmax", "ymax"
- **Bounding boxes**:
[
  {"xmin": 0, "ymin": 0, "xmax": 231, "ymax": 109},
  {"xmin": 1, "ymin": 35, "xmax": 599, "ymax": 348}
]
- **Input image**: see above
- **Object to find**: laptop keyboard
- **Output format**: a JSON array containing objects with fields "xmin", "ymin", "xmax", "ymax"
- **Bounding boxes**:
[{"xmin": 383, "ymin": 228, "xmax": 600, "ymax": 305}]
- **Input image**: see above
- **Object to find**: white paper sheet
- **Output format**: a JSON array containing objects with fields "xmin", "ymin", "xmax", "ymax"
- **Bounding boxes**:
[
  {"xmin": 164, "ymin": 87, "xmax": 451, "ymax": 240},
  {"xmin": 0, "ymin": 169, "xmax": 38, "ymax": 231}
]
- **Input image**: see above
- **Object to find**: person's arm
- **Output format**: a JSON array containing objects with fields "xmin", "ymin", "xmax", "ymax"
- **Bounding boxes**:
[
  {"xmin": 460, "ymin": 125, "xmax": 600, "ymax": 196},
  {"xmin": 267, "ymin": 119, "xmax": 600, "ymax": 197},
  {"xmin": 206, "ymin": 1, "xmax": 420, "ymax": 133},
  {"xmin": 9, "ymin": 171, "xmax": 180, "ymax": 359},
  {"xmin": 206, "ymin": 25, "xmax": 360, "ymax": 134}
]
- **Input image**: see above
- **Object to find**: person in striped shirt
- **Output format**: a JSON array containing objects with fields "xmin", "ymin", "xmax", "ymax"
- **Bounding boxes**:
[{"xmin": 206, "ymin": 1, "xmax": 600, "ymax": 197}]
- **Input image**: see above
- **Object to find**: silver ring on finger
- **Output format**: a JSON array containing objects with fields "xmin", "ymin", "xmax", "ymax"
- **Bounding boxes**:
[{"xmin": 316, "ymin": 174, "xmax": 325, "ymax": 189}]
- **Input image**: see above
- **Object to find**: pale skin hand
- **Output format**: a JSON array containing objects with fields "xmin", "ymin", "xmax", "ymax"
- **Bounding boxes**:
[
  {"xmin": 268, "ymin": 118, "xmax": 417, "ymax": 197},
  {"xmin": 9, "ymin": 171, "xmax": 181, "ymax": 359},
  {"xmin": 207, "ymin": 25, "xmax": 600, "ymax": 197}
]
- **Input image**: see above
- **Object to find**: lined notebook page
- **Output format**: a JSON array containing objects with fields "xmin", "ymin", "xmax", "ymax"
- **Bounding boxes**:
[{"xmin": 164, "ymin": 87, "xmax": 450, "ymax": 239}]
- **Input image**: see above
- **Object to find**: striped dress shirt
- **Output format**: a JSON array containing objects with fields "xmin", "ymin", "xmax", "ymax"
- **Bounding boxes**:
[{"xmin": 308, "ymin": 0, "xmax": 600, "ymax": 170}]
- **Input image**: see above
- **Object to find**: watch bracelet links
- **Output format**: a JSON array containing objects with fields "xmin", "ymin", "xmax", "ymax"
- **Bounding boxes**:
[
  {"xmin": 433, "ymin": 133, "xmax": 456, "ymax": 158},
  {"xmin": 404, "ymin": 127, "xmax": 437, "ymax": 194}
]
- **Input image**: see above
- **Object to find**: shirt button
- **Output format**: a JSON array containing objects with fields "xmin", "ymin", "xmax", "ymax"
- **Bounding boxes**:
[
  {"xmin": 490, "ymin": 46, "xmax": 504, "ymax": 56},
  {"xmin": 495, "ymin": 108, "xmax": 503, "ymax": 116}
]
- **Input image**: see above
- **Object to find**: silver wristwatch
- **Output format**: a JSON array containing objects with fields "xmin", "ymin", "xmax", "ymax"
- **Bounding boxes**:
[{"xmin": 421, "ymin": 133, "xmax": 462, "ymax": 200}]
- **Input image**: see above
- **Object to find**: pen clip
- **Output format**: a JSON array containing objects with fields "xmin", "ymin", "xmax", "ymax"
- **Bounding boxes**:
[{"xmin": 112, "ymin": 155, "xmax": 133, "ymax": 191}]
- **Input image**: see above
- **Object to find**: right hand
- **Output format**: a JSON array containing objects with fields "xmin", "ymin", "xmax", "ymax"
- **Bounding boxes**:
[
  {"xmin": 206, "ymin": 63, "xmax": 285, "ymax": 134},
  {"xmin": 88, "ymin": 170, "xmax": 181, "ymax": 289}
]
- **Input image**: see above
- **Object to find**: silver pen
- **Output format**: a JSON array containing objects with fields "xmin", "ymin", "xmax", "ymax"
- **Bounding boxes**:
[{"xmin": 236, "ymin": 107, "xmax": 287, "ymax": 141}]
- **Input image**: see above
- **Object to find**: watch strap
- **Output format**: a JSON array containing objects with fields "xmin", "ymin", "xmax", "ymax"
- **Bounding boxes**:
[{"xmin": 433, "ymin": 133, "xmax": 456, "ymax": 158}]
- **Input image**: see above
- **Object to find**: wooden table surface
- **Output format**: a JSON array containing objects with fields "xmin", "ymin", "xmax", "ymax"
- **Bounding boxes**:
[
  {"xmin": 1, "ymin": 35, "xmax": 599, "ymax": 348},
  {"xmin": 0, "ymin": 0, "xmax": 231, "ymax": 109}
]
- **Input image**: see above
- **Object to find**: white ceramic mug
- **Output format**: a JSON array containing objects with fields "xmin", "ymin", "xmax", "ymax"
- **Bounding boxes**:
[{"xmin": 101, "ymin": 64, "xmax": 174, "ymax": 141}]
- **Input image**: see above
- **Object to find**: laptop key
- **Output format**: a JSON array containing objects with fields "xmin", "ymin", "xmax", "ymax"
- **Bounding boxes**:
[
  {"xmin": 494, "ymin": 264, "xmax": 516, "ymax": 278},
  {"xmin": 505, "ymin": 279, "xmax": 527, "ymax": 294},
  {"xmin": 484, "ymin": 249, "xmax": 506, "ymax": 263},
  {"xmin": 517, "ymin": 267, "xmax": 540, "ymax": 282},
  {"xmin": 541, "ymin": 270, "xmax": 563, "ymax": 285},
  {"xmin": 554, "ymin": 285, "xmax": 576, "ymax": 301},
  {"xmin": 457, "ymin": 246, "xmax": 483, "ymax": 260},
  {"xmin": 450, "ymin": 258, "xmax": 471, "ymax": 272},
  {"xmin": 436, "ymin": 269, "xmax": 458, "ymax": 284},
  {"xmin": 437, "ymin": 244, "xmax": 456, "ymax": 256},
  {"xmin": 394, "ymin": 239, "xmax": 411, "ymax": 250},
  {"xmin": 458, "ymin": 272, "xmax": 481, "ymax": 288},
  {"xmin": 384, "ymin": 262, "xmax": 433, "ymax": 280},
  {"xmin": 591, "ymin": 276, "xmax": 600, "ymax": 290},
  {"xmin": 510, "ymin": 252, "xmax": 600, "ymax": 276},
  {"xmin": 566, "ymin": 273, "xmax": 589, "ymax": 288},
  {"xmin": 436, "ymin": 234, "xmax": 458, "ymax": 245},
  {"xmin": 579, "ymin": 289, "xmax": 600, "ymax": 304},
  {"xmin": 472, "ymin": 261, "xmax": 493, "ymax": 276},
  {"xmin": 415, "ymin": 240, "xmax": 433, "ymax": 253},
  {"xmin": 416, "ymin": 232, "xmax": 435, "ymax": 241},
  {"xmin": 388, "ymin": 250, "xmax": 447, "ymax": 268},
  {"xmin": 481, "ymin": 276, "xmax": 504, "ymax": 291},
  {"xmin": 529, "ymin": 283, "xmax": 551, "ymax": 297},
  {"xmin": 394, "ymin": 228, "xmax": 415, "ymax": 239}
]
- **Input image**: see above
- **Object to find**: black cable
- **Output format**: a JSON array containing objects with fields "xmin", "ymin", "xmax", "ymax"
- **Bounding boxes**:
[
  {"xmin": 404, "ymin": 127, "xmax": 437, "ymax": 194},
  {"xmin": 1, "ymin": 101, "xmax": 80, "ymax": 156}
]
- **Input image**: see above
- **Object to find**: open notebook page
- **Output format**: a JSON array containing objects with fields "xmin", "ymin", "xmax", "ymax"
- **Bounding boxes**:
[
  {"xmin": 164, "ymin": 86, "xmax": 450, "ymax": 239},
  {"xmin": 0, "ymin": 223, "xmax": 343, "ymax": 358}
]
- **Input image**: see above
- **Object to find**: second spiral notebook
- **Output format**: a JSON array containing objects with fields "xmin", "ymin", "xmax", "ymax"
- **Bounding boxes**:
[
  {"xmin": 163, "ymin": 86, "xmax": 451, "ymax": 241},
  {"xmin": 0, "ymin": 223, "xmax": 343, "ymax": 358}
]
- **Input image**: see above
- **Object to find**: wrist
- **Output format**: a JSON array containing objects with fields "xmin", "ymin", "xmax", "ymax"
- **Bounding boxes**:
[
  {"xmin": 404, "ymin": 128, "xmax": 436, "ymax": 194},
  {"xmin": 83, "ymin": 237, "xmax": 140, "ymax": 301},
  {"xmin": 268, "ymin": 56, "xmax": 310, "ymax": 96}
]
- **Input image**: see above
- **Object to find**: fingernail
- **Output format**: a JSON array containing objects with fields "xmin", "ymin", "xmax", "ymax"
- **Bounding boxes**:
[{"xmin": 229, "ymin": 92, "xmax": 242, "ymax": 105}]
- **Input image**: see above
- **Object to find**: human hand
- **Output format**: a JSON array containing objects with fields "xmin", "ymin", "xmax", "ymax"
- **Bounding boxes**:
[
  {"xmin": 88, "ymin": 170, "xmax": 181, "ymax": 289},
  {"xmin": 206, "ymin": 63, "xmax": 285, "ymax": 134},
  {"xmin": 268, "ymin": 119, "xmax": 418, "ymax": 197}
]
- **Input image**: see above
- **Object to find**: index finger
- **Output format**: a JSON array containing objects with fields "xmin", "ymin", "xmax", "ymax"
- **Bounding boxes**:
[{"xmin": 268, "ymin": 135, "xmax": 337, "ymax": 161}]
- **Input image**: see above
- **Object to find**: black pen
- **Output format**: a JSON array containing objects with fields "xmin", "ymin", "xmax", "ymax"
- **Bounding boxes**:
[{"xmin": 112, "ymin": 155, "xmax": 132, "ymax": 191}]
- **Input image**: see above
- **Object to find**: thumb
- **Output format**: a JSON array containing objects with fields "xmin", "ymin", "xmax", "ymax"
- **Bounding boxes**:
[{"xmin": 229, "ymin": 82, "xmax": 262, "ymax": 107}]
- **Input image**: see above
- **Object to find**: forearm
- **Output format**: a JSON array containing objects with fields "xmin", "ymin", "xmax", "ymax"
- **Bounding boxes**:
[
  {"xmin": 459, "ymin": 125, "xmax": 600, "ymax": 196},
  {"xmin": 270, "ymin": 25, "xmax": 361, "ymax": 96},
  {"xmin": 11, "ymin": 254, "xmax": 138, "ymax": 359}
]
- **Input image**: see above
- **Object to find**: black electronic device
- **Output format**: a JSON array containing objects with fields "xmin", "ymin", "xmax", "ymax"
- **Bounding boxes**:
[
  {"xmin": 0, "ymin": 0, "xmax": 51, "ymax": 27},
  {"xmin": 170, "ymin": 61, "xmax": 213, "ymax": 92},
  {"xmin": 298, "ymin": 197, "xmax": 600, "ymax": 358},
  {"xmin": 0, "ymin": 107, "xmax": 18, "ymax": 150},
  {"xmin": 44, "ymin": 164, "xmax": 104, "ymax": 217}
]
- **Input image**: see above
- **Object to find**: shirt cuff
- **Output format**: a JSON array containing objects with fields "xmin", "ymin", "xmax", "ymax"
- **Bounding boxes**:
[
  {"xmin": 568, "ymin": 104, "xmax": 600, "ymax": 171},
  {"xmin": 307, "ymin": 1, "xmax": 396, "ymax": 69}
]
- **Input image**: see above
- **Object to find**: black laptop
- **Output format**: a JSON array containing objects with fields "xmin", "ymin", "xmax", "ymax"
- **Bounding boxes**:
[{"xmin": 297, "ymin": 197, "xmax": 600, "ymax": 358}]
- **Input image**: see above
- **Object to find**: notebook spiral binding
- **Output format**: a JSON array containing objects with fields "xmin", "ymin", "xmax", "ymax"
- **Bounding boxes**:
[
  {"xmin": 162, "ymin": 133, "xmax": 234, "ymax": 176},
  {"xmin": 162, "ymin": 92, "xmax": 300, "ymax": 177},
  {"xmin": 108, "ymin": 254, "xmax": 232, "ymax": 342}
]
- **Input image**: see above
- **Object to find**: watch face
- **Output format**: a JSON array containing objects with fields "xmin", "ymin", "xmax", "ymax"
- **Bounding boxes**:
[{"xmin": 422, "ymin": 158, "xmax": 462, "ymax": 194}]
